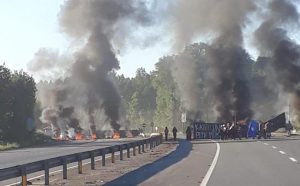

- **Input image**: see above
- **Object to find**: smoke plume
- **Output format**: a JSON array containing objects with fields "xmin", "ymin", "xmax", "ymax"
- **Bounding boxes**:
[
  {"xmin": 171, "ymin": 0, "xmax": 255, "ymax": 121},
  {"xmin": 33, "ymin": 0, "xmax": 154, "ymax": 132},
  {"xmin": 254, "ymin": 0, "xmax": 300, "ymax": 122}
]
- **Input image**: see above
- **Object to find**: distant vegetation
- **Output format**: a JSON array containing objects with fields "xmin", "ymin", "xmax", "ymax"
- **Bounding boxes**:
[
  {"xmin": 0, "ymin": 64, "xmax": 52, "ymax": 149},
  {"xmin": 37, "ymin": 43, "xmax": 289, "ymax": 133},
  {"xmin": 0, "ymin": 43, "xmax": 294, "ymax": 145}
]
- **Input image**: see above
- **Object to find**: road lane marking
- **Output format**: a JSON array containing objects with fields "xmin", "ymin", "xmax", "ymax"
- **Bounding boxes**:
[
  {"xmin": 279, "ymin": 151, "xmax": 286, "ymax": 155},
  {"xmin": 289, "ymin": 157, "xmax": 297, "ymax": 162},
  {"xmin": 263, "ymin": 143, "xmax": 269, "ymax": 145},
  {"xmin": 272, "ymin": 146, "xmax": 277, "ymax": 149},
  {"xmin": 200, "ymin": 141, "xmax": 220, "ymax": 186}
]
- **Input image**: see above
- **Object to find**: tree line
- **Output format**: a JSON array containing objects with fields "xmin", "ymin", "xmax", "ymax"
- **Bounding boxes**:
[
  {"xmin": 1, "ymin": 42, "xmax": 280, "ymax": 143},
  {"xmin": 0, "ymin": 65, "xmax": 36, "ymax": 143}
]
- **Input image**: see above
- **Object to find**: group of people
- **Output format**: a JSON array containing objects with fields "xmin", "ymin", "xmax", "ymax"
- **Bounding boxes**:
[
  {"xmin": 220, "ymin": 121, "xmax": 272, "ymax": 140},
  {"xmin": 163, "ymin": 126, "xmax": 192, "ymax": 141},
  {"xmin": 220, "ymin": 122, "xmax": 244, "ymax": 140},
  {"xmin": 164, "ymin": 126, "xmax": 178, "ymax": 141},
  {"xmin": 258, "ymin": 121, "xmax": 271, "ymax": 139}
]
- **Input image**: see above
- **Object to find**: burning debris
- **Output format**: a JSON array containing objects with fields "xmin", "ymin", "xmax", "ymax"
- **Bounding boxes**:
[
  {"xmin": 32, "ymin": 0, "xmax": 300, "ymax": 128},
  {"xmin": 40, "ymin": 106, "xmax": 81, "ymax": 139},
  {"xmin": 112, "ymin": 131, "xmax": 121, "ymax": 139},
  {"xmin": 30, "ymin": 0, "xmax": 156, "ymax": 135}
]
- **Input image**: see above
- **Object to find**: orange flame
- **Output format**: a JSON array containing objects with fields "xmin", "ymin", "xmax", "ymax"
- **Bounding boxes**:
[
  {"xmin": 75, "ymin": 132, "xmax": 84, "ymax": 140},
  {"xmin": 113, "ymin": 131, "xmax": 120, "ymax": 139}
]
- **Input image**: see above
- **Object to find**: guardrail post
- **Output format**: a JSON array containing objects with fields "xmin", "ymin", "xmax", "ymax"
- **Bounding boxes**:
[
  {"xmin": 150, "ymin": 138, "xmax": 153, "ymax": 149},
  {"xmin": 78, "ymin": 155, "xmax": 83, "ymax": 174},
  {"xmin": 44, "ymin": 161, "xmax": 50, "ymax": 185},
  {"xmin": 133, "ymin": 144, "xmax": 136, "ymax": 156},
  {"xmin": 127, "ymin": 144, "xmax": 130, "ymax": 158},
  {"xmin": 111, "ymin": 147, "xmax": 115, "ymax": 163},
  {"xmin": 160, "ymin": 134, "xmax": 163, "ymax": 144},
  {"xmin": 62, "ymin": 158, "xmax": 67, "ymax": 179},
  {"xmin": 142, "ymin": 141, "xmax": 145, "ymax": 152},
  {"xmin": 21, "ymin": 166, "xmax": 27, "ymax": 186},
  {"xmin": 138, "ymin": 142, "xmax": 141, "ymax": 154},
  {"xmin": 102, "ymin": 150, "xmax": 106, "ymax": 166},
  {"xmin": 120, "ymin": 145, "xmax": 123, "ymax": 160},
  {"xmin": 90, "ymin": 151, "xmax": 95, "ymax": 170}
]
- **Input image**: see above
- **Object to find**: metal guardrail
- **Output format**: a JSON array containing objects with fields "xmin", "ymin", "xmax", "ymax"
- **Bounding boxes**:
[{"xmin": 0, "ymin": 135, "xmax": 163, "ymax": 186}]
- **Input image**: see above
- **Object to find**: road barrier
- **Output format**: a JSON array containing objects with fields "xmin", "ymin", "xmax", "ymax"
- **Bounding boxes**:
[{"xmin": 0, "ymin": 135, "xmax": 163, "ymax": 186}]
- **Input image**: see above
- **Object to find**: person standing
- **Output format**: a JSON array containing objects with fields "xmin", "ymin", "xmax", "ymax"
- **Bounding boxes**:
[
  {"xmin": 172, "ymin": 127, "xmax": 178, "ymax": 141},
  {"xmin": 220, "ymin": 124, "xmax": 226, "ymax": 140},
  {"xmin": 258, "ymin": 121, "xmax": 266, "ymax": 139},
  {"xmin": 164, "ymin": 127, "xmax": 169, "ymax": 141},
  {"xmin": 265, "ymin": 121, "xmax": 271, "ymax": 139},
  {"xmin": 225, "ymin": 123, "xmax": 231, "ymax": 140},
  {"xmin": 186, "ymin": 126, "xmax": 192, "ymax": 140},
  {"xmin": 236, "ymin": 122, "xmax": 242, "ymax": 140}
]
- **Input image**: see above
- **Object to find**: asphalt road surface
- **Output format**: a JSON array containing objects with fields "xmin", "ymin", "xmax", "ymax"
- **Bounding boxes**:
[
  {"xmin": 0, "ymin": 138, "xmax": 141, "ymax": 186},
  {"xmin": 0, "ymin": 138, "xmax": 140, "ymax": 169},
  {"xmin": 105, "ymin": 135, "xmax": 300, "ymax": 186},
  {"xmin": 2, "ymin": 136, "xmax": 300, "ymax": 186},
  {"xmin": 208, "ymin": 136, "xmax": 300, "ymax": 186}
]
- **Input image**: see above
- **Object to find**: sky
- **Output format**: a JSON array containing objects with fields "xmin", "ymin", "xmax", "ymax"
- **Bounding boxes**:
[
  {"xmin": 1, "ymin": 1, "xmax": 300, "ymax": 80},
  {"xmin": 0, "ymin": 0, "xmax": 171, "ymax": 79}
]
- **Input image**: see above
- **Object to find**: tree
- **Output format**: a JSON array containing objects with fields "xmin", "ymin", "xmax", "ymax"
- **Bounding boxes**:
[
  {"xmin": 0, "ymin": 65, "xmax": 37, "ymax": 142},
  {"xmin": 152, "ymin": 57, "xmax": 180, "ymax": 129},
  {"xmin": 0, "ymin": 65, "xmax": 12, "ymax": 140}
]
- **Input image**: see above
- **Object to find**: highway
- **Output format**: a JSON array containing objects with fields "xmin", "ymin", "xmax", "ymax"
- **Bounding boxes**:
[
  {"xmin": 0, "ymin": 138, "xmax": 142, "ymax": 186},
  {"xmin": 207, "ymin": 136, "xmax": 300, "ymax": 186},
  {"xmin": 0, "ymin": 138, "xmax": 140, "ymax": 169},
  {"xmin": 1, "ymin": 136, "xmax": 300, "ymax": 186},
  {"xmin": 104, "ymin": 136, "xmax": 300, "ymax": 186}
]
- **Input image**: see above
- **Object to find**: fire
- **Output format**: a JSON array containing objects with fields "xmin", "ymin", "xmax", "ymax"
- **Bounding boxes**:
[
  {"xmin": 112, "ymin": 131, "xmax": 120, "ymax": 139},
  {"xmin": 91, "ymin": 133, "xmax": 97, "ymax": 140},
  {"xmin": 75, "ymin": 132, "xmax": 84, "ymax": 140}
]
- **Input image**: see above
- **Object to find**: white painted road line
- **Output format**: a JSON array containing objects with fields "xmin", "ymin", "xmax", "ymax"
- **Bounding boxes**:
[
  {"xmin": 272, "ymin": 146, "xmax": 277, "ymax": 149},
  {"xmin": 289, "ymin": 157, "xmax": 297, "ymax": 162},
  {"xmin": 263, "ymin": 143, "xmax": 269, "ymax": 145},
  {"xmin": 200, "ymin": 141, "xmax": 220, "ymax": 186},
  {"xmin": 279, "ymin": 151, "xmax": 286, "ymax": 155}
]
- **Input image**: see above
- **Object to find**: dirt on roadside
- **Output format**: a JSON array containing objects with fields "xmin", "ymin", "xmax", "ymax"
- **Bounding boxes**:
[{"xmin": 31, "ymin": 141, "xmax": 178, "ymax": 186}]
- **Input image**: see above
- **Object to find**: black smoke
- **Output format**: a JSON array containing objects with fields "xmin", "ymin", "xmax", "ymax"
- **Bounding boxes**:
[
  {"xmin": 33, "ymin": 0, "xmax": 154, "ymax": 131},
  {"xmin": 254, "ymin": 0, "xmax": 300, "ymax": 122},
  {"xmin": 171, "ymin": 0, "xmax": 256, "ymax": 121}
]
